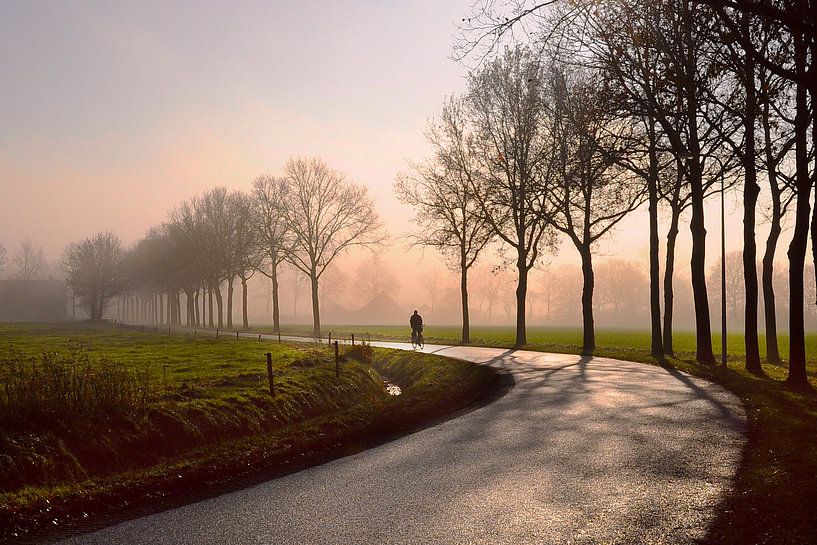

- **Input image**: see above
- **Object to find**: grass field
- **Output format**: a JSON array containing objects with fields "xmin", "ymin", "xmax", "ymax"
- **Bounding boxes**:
[
  {"xmin": 264, "ymin": 324, "xmax": 817, "ymax": 383},
  {"xmin": 0, "ymin": 323, "xmax": 503, "ymax": 542}
]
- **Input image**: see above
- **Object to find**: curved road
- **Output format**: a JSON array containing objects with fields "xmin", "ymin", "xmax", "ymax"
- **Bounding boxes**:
[{"xmin": 60, "ymin": 341, "xmax": 745, "ymax": 545}]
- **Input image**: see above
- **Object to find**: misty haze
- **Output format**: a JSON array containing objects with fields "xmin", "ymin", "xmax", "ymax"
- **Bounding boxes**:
[{"xmin": 1, "ymin": 1, "xmax": 816, "ymax": 544}]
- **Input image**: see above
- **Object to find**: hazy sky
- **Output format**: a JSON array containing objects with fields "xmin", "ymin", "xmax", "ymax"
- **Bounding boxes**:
[{"xmin": 0, "ymin": 1, "xmax": 788, "ymax": 280}]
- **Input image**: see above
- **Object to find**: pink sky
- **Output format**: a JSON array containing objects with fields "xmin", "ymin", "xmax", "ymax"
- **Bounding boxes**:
[{"xmin": 0, "ymin": 1, "xmax": 794, "ymax": 292}]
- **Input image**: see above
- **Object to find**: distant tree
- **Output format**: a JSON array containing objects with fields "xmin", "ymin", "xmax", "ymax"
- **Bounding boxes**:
[
  {"xmin": 467, "ymin": 46, "xmax": 559, "ymax": 346},
  {"xmin": 252, "ymin": 175, "xmax": 292, "ymax": 333},
  {"xmin": 194, "ymin": 188, "xmax": 238, "ymax": 329},
  {"xmin": 227, "ymin": 192, "xmax": 262, "ymax": 330},
  {"xmin": 353, "ymin": 254, "xmax": 399, "ymax": 301},
  {"xmin": 419, "ymin": 266, "xmax": 450, "ymax": 314},
  {"xmin": 318, "ymin": 264, "xmax": 347, "ymax": 307},
  {"xmin": 396, "ymin": 96, "xmax": 495, "ymax": 343},
  {"xmin": 595, "ymin": 260, "xmax": 649, "ymax": 315},
  {"xmin": 708, "ymin": 251, "xmax": 746, "ymax": 329},
  {"xmin": 12, "ymin": 239, "xmax": 46, "ymax": 280},
  {"xmin": 0, "ymin": 243, "xmax": 6, "ymax": 277},
  {"xmin": 63, "ymin": 232, "xmax": 127, "ymax": 321},
  {"xmin": 283, "ymin": 158, "xmax": 384, "ymax": 336}
]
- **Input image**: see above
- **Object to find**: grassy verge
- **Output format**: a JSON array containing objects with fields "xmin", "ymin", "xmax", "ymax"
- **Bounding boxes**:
[
  {"xmin": 265, "ymin": 323, "xmax": 816, "ymax": 544},
  {"xmin": 0, "ymin": 324, "xmax": 506, "ymax": 543}
]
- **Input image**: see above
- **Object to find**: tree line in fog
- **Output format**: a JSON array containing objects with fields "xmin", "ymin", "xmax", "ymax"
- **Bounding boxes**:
[{"xmin": 56, "ymin": 0, "xmax": 816, "ymax": 385}]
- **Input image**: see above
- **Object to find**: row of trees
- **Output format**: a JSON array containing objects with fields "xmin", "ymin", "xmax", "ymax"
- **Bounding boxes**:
[
  {"xmin": 63, "ymin": 158, "xmax": 383, "ymax": 336},
  {"xmin": 0, "ymin": 240, "xmax": 47, "ymax": 280},
  {"xmin": 399, "ymin": 0, "xmax": 815, "ymax": 383}
]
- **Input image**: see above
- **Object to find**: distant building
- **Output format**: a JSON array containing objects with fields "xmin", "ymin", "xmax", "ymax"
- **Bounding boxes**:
[{"xmin": 0, "ymin": 279, "xmax": 68, "ymax": 322}]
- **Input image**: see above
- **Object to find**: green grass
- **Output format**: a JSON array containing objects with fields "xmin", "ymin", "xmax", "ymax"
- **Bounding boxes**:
[
  {"xmin": 263, "ymin": 324, "xmax": 817, "ymax": 380},
  {"xmin": 0, "ymin": 323, "xmax": 503, "ymax": 542}
]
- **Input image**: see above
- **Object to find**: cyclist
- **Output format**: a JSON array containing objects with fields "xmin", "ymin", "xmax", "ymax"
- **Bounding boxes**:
[{"xmin": 409, "ymin": 309, "xmax": 423, "ymax": 344}]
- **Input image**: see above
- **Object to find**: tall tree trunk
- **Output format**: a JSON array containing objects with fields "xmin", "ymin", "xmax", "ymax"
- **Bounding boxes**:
[
  {"xmin": 663, "ymin": 201, "xmax": 681, "ymax": 356},
  {"xmin": 683, "ymin": 0, "xmax": 715, "ymax": 365},
  {"xmin": 810, "ymin": 40, "xmax": 817, "ymax": 312},
  {"xmin": 207, "ymin": 288, "xmax": 214, "ymax": 328},
  {"xmin": 647, "ymin": 122, "xmax": 664, "ymax": 359},
  {"xmin": 515, "ymin": 253, "xmax": 528, "ymax": 347},
  {"xmin": 186, "ymin": 290, "xmax": 194, "ymax": 326},
  {"xmin": 761, "ymin": 97, "xmax": 782, "ymax": 363},
  {"xmin": 242, "ymin": 276, "xmax": 249, "ymax": 330},
  {"xmin": 787, "ymin": 36, "xmax": 811, "ymax": 385},
  {"xmin": 215, "ymin": 283, "xmax": 224, "ymax": 329},
  {"xmin": 310, "ymin": 273, "xmax": 321, "ymax": 337},
  {"xmin": 742, "ymin": 25, "xmax": 762, "ymax": 372},
  {"xmin": 271, "ymin": 261, "xmax": 281, "ymax": 332},
  {"xmin": 227, "ymin": 278, "xmax": 234, "ymax": 329},
  {"xmin": 460, "ymin": 256, "xmax": 470, "ymax": 344},
  {"xmin": 579, "ymin": 245, "xmax": 595, "ymax": 354}
]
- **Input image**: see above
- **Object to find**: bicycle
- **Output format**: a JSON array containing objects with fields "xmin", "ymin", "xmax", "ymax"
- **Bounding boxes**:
[{"xmin": 411, "ymin": 327, "xmax": 424, "ymax": 350}]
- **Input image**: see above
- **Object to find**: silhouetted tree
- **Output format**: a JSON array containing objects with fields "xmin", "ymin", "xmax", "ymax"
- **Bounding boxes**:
[
  {"xmin": 252, "ymin": 176, "xmax": 292, "ymax": 333},
  {"xmin": 396, "ymin": 96, "xmax": 495, "ymax": 343},
  {"xmin": 283, "ymin": 157, "xmax": 384, "ymax": 337},
  {"xmin": 466, "ymin": 46, "xmax": 559, "ymax": 346},
  {"xmin": 545, "ymin": 64, "xmax": 646, "ymax": 354},
  {"xmin": 63, "ymin": 232, "xmax": 127, "ymax": 321}
]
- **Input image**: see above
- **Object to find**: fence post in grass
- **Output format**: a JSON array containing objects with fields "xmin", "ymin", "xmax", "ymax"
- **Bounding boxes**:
[
  {"xmin": 216, "ymin": 328, "xmax": 219, "ymax": 338},
  {"xmin": 278, "ymin": 330, "xmax": 281, "ymax": 343},
  {"xmin": 328, "ymin": 332, "xmax": 331, "ymax": 345},
  {"xmin": 266, "ymin": 352, "xmax": 275, "ymax": 397},
  {"xmin": 236, "ymin": 331, "xmax": 239, "ymax": 340},
  {"xmin": 168, "ymin": 326, "xmax": 171, "ymax": 335},
  {"xmin": 258, "ymin": 334, "xmax": 262, "ymax": 342},
  {"xmin": 334, "ymin": 340, "xmax": 339, "ymax": 377},
  {"xmin": 194, "ymin": 330, "xmax": 197, "ymax": 337},
  {"xmin": 351, "ymin": 334, "xmax": 355, "ymax": 346}
]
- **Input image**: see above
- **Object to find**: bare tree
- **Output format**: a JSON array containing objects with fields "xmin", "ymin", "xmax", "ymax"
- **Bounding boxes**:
[
  {"xmin": 353, "ymin": 254, "xmax": 399, "ymax": 301},
  {"xmin": 757, "ymin": 32, "xmax": 796, "ymax": 364},
  {"xmin": 227, "ymin": 192, "xmax": 262, "ymax": 330},
  {"xmin": 546, "ymin": 64, "xmax": 646, "ymax": 354},
  {"xmin": 396, "ymin": 96, "xmax": 495, "ymax": 343},
  {"xmin": 467, "ymin": 46, "xmax": 559, "ymax": 346},
  {"xmin": 283, "ymin": 157, "xmax": 384, "ymax": 336},
  {"xmin": 12, "ymin": 239, "xmax": 46, "ymax": 280},
  {"xmin": 252, "ymin": 175, "xmax": 292, "ymax": 333},
  {"xmin": 419, "ymin": 266, "xmax": 450, "ymax": 315},
  {"xmin": 0, "ymin": 243, "xmax": 6, "ymax": 277},
  {"xmin": 63, "ymin": 232, "xmax": 127, "ymax": 321}
]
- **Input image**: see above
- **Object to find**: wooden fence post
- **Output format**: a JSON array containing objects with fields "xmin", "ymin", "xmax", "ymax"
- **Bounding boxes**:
[{"xmin": 351, "ymin": 334, "xmax": 355, "ymax": 346}]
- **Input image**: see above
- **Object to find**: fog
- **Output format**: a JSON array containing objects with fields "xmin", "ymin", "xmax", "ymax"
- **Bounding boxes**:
[{"xmin": 0, "ymin": 1, "xmax": 810, "ymax": 331}]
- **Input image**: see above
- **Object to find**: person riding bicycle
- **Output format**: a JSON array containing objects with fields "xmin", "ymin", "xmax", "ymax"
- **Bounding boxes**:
[{"xmin": 410, "ymin": 309, "xmax": 423, "ymax": 343}]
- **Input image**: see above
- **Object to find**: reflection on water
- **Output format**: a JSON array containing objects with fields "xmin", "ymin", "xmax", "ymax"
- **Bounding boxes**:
[{"xmin": 384, "ymin": 381, "xmax": 401, "ymax": 396}]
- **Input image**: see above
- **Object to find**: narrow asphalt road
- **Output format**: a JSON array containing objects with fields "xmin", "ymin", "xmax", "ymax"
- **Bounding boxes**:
[{"xmin": 59, "ymin": 338, "xmax": 746, "ymax": 545}]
